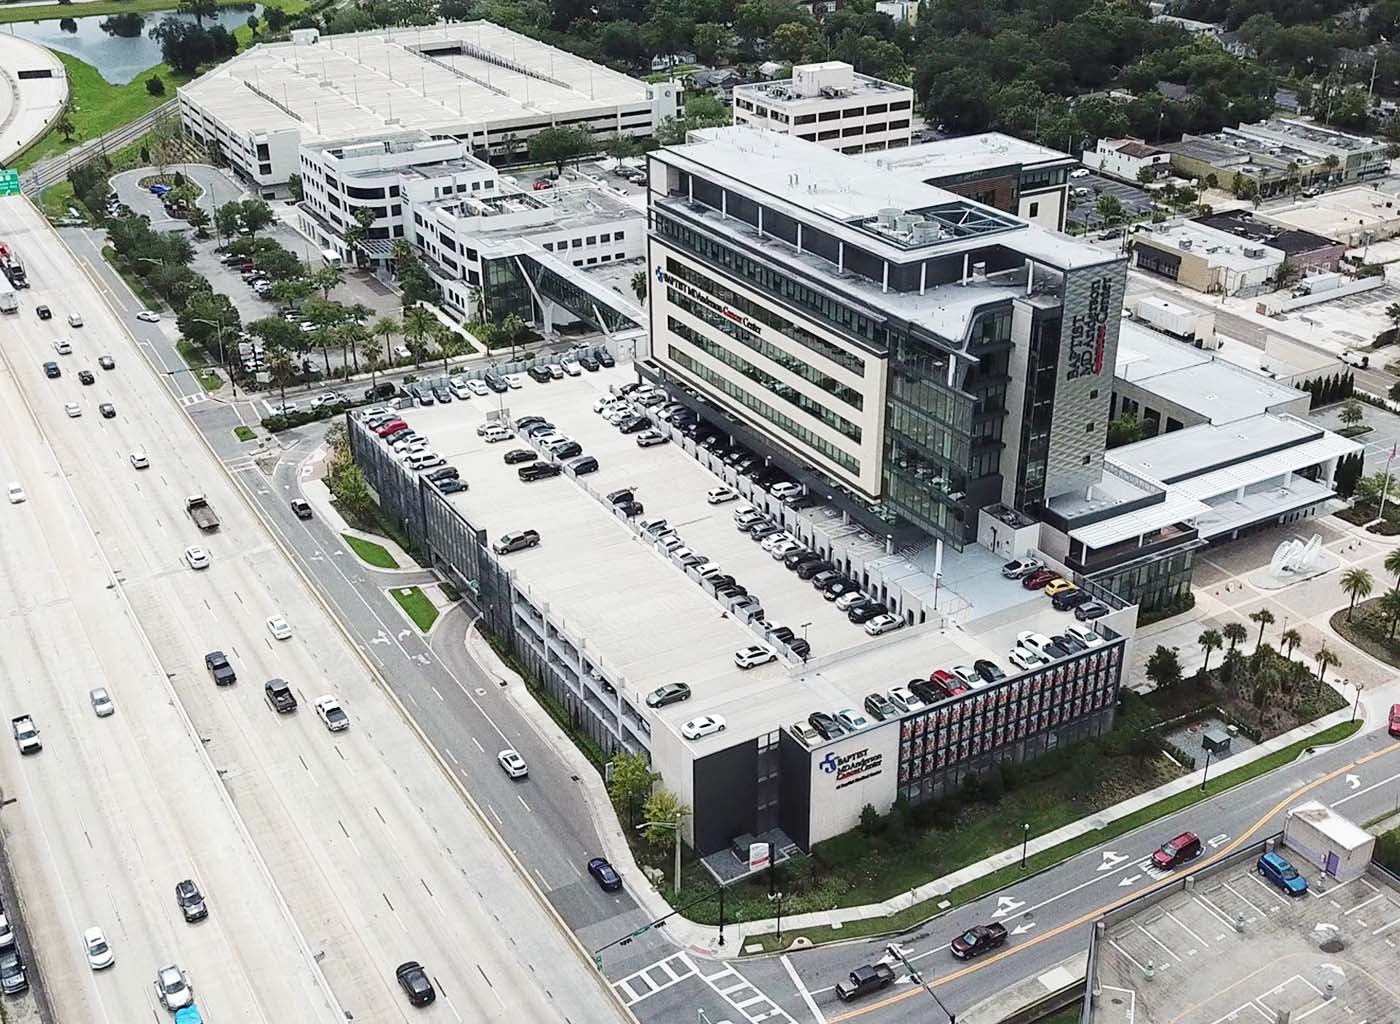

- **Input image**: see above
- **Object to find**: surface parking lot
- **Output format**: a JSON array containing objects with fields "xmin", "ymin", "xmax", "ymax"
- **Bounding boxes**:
[{"xmin": 1095, "ymin": 859, "xmax": 1400, "ymax": 1024}]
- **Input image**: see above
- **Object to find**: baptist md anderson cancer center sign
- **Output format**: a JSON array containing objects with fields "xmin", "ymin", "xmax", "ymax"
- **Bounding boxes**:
[{"xmin": 806, "ymin": 723, "xmax": 902, "ymax": 846}]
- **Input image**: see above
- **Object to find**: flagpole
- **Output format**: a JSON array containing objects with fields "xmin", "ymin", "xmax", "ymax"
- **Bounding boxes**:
[{"xmin": 1379, "ymin": 444, "xmax": 1396, "ymax": 523}]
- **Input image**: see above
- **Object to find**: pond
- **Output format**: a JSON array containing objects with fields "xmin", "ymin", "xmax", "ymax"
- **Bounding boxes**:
[{"xmin": 1, "ymin": 5, "xmax": 262, "ymax": 85}]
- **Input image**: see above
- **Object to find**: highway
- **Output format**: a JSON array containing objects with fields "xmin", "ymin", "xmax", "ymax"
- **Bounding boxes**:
[{"xmin": 0, "ymin": 194, "xmax": 626, "ymax": 1023}]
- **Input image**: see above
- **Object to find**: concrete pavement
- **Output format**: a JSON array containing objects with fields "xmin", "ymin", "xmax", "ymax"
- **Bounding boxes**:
[{"xmin": 0, "ymin": 35, "xmax": 66, "ymax": 167}]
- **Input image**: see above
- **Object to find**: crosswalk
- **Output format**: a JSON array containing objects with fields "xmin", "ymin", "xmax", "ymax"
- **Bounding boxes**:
[
  {"xmin": 178, "ymin": 391, "xmax": 207, "ymax": 407},
  {"xmin": 613, "ymin": 952, "xmax": 798, "ymax": 1024}
]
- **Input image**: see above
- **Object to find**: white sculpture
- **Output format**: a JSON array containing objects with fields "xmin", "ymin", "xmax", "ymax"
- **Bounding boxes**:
[{"xmin": 1269, "ymin": 534, "xmax": 1324, "ymax": 574}]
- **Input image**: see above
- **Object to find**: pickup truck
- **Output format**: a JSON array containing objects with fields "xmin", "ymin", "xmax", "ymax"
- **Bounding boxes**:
[
  {"xmin": 10, "ymin": 716, "xmax": 40, "ymax": 754},
  {"xmin": 185, "ymin": 495, "xmax": 220, "ymax": 531},
  {"xmin": 949, "ymin": 922, "xmax": 1008, "ymax": 959},
  {"xmin": 836, "ymin": 963, "xmax": 895, "ymax": 1001}
]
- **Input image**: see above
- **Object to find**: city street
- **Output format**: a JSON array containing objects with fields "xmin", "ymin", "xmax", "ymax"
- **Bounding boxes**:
[{"xmin": 0, "ymin": 194, "xmax": 625, "ymax": 1022}]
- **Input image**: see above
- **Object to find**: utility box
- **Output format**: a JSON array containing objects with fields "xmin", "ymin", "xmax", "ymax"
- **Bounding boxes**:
[
  {"xmin": 1282, "ymin": 800, "xmax": 1374, "ymax": 882},
  {"xmin": 1134, "ymin": 297, "xmax": 1217, "ymax": 348},
  {"xmin": 1201, "ymin": 728, "xmax": 1232, "ymax": 754}
]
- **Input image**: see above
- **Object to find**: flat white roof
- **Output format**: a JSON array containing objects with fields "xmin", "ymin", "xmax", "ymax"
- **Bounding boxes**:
[
  {"xmin": 1136, "ymin": 219, "xmax": 1284, "ymax": 271},
  {"xmin": 1108, "ymin": 413, "xmax": 1319, "ymax": 484},
  {"xmin": 180, "ymin": 21, "xmax": 654, "ymax": 143},
  {"xmin": 867, "ymin": 132, "xmax": 1074, "ymax": 179}
]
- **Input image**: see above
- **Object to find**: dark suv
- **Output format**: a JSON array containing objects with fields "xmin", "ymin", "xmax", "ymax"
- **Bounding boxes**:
[
  {"xmin": 264, "ymin": 679, "xmax": 297, "ymax": 714},
  {"xmin": 204, "ymin": 650, "xmax": 236, "ymax": 686},
  {"xmin": 396, "ymin": 961, "xmax": 436, "ymax": 1006},
  {"xmin": 519, "ymin": 462, "xmax": 562, "ymax": 482},
  {"xmin": 175, "ymin": 880, "xmax": 208, "ymax": 922}
]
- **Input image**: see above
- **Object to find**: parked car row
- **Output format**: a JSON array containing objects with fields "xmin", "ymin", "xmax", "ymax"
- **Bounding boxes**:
[
  {"xmin": 361, "ymin": 408, "xmax": 466, "ymax": 492},
  {"xmin": 1002, "ymin": 556, "xmax": 1110, "ymax": 621},
  {"xmin": 637, "ymin": 515, "xmax": 767, "ymax": 619}
]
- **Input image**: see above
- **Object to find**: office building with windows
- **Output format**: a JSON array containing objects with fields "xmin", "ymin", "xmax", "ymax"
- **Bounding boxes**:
[
  {"xmin": 731, "ymin": 61, "xmax": 913, "ymax": 155},
  {"xmin": 644, "ymin": 126, "xmax": 1127, "ymax": 555}
]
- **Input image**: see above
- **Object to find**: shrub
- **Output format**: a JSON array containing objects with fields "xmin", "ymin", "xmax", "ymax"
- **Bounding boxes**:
[
  {"xmin": 858, "ymin": 803, "xmax": 883, "ymax": 836},
  {"xmin": 146, "ymin": 75, "xmax": 166, "ymax": 96}
]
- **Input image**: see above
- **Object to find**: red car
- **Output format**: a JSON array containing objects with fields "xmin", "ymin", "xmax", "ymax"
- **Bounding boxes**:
[
  {"xmin": 1389, "ymin": 704, "xmax": 1400, "ymax": 738},
  {"xmin": 1022, "ymin": 569, "xmax": 1058, "ymax": 590},
  {"xmin": 931, "ymin": 669, "xmax": 969, "ymax": 697},
  {"xmin": 374, "ymin": 419, "xmax": 407, "ymax": 437},
  {"xmin": 1151, "ymin": 831, "xmax": 1202, "ymax": 870}
]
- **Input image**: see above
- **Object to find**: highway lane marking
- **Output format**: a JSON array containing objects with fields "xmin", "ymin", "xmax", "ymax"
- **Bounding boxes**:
[
  {"xmin": 824, "ymin": 740, "xmax": 1400, "ymax": 1023},
  {"xmin": 472, "ymin": 736, "xmax": 485, "ymax": 753},
  {"xmin": 533, "ymin": 867, "xmax": 551, "ymax": 891},
  {"xmin": 445, "ymin": 748, "xmax": 458, "ymax": 765},
  {"xmin": 431, "ymin": 685, "xmax": 445, "ymax": 701},
  {"xmin": 488, "ymin": 804, "xmax": 504, "ymax": 825},
  {"xmin": 780, "ymin": 954, "xmax": 827, "ymax": 1024},
  {"xmin": 518, "ymin": 795, "xmax": 532, "ymax": 813},
  {"xmin": 1330, "ymin": 768, "xmax": 1400, "ymax": 807}
]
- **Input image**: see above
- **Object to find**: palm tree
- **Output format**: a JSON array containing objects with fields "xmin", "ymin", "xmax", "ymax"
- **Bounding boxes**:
[
  {"xmin": 631, "ymin": 269, "xmax": 648, "ymax": 302},
  {"xmin": 1341, "ymin": 567, "xmax": 1374, "ymax": 620},
  {"xmin": 372, "ymin": 315, "xmax": 400, "ymax": 362},
  {"xmin": 1280, "ymin": 628, "xmax": 1302, "ymax": 658},
  {"xmin": 1313, "ymin": 644, "xmax": 1338, "ymax": 684},
  {"xmin": 266, "ymin": 344, "xmax": 295, "ymax": 411},
  {"xmin": 1381, "ymin": 589, "xmax": 1400, "ymax": 639},
  {"xmin": 1198, "ymin": 628, "xmax": 1223, "ymax": 675},
  {"xmin": 1222, "ymin": 621, "xmax": 1248, "ymax": 652},
  {"xmin": 337, "ymin": 321, "xmax": 370, "ymax": 378},
  {"xmin": 1385, "ymin": 548, "xmax": 1400, "ymax": 593},
  {"xmin": 363, "ymin": 344, "xmax": 383, "ymax": 396},
  {"xmin": 437, "ymin": 326, "xmax": 467, "ymax": 374},
  {"xmin": 1248, "ymin": 609, "xmax": 1275, "ymax": 652},
  {"xmin": 403, "ymin": 306, "xmax": 435, "ymax": 364}
]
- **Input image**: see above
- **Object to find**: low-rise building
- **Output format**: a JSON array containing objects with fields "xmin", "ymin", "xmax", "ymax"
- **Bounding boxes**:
[
  {"xmin": 731, "ymin": 61, "xmax": 913, "ymax": 155},
  {"xmin": 1081, "ymin": 137, "xmax": 1171, "ymax": 183},
  {"xmin": 1193, "ymin": 210, "xmax": 1345, "ymax": 276},
  {"xmin": 1130, "ymin": 219, "xmax": 1284, "ymax": 296},
  {"xmin": 1231, "ymin": 118, "xmax": 1389, "ymax": 183}
]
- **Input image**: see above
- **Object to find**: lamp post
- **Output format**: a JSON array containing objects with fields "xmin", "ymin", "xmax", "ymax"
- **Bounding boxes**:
[
  {"xmin": 636, "ymin": 807, "xmax": 687, "ymax": 895},
  {"xmin": 884, "ymin": 943, "xmax": 955, "ymax": 1024},
  {"xmin": 1352, "ymin": 681, "xmax": 1364, "ymax": 723},
  {"xmin": 1020, "ymin": 823, "xmax": 1030, "ymax": 870},
  {"xmin": 768, "ymin": 863, "xmax": 784, "ymax": 944},
  {"xmin": 193, "ymin": 316, "xmax": 237, "ymax": 398},
  {"xmin": 1200, "ymin": 746, "xmax": 1214, "ymax": 792}
]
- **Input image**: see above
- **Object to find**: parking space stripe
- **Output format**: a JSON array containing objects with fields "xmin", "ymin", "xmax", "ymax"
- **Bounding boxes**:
[
  {"xmin": 1164, "ymin": 910, "xmax": 1209, "ymax": 948},
  {"xmin": 1345, "ymin": 893, "xmax": 1384, "ymax": 915},
  {"xmin": 1222, "ymin": 881, "xmax": 1266, "ymax": 916},
  {"xmin": 1136, "ymin": 922, "xmax": 1182, "ymax": 962},
  {"xmin": 1193, "ymin": 893, "xmax": 1237, "ymax": 929},
  {"xmin": 1108, "ymin": 939, "xmax": 1147, "ymax": 974}
]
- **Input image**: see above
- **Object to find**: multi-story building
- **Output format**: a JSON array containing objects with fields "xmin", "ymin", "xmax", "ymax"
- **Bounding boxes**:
[
  {"xmin": 868, "ymin": 133, "xmax": 1078, "ymax": 231},
  {"xmin": 1081, "ymin": 137, "xmax": 1171, "ymax": 183},
  {"xmin": 1230, "ymin": 118, "xmax": 1388, "ymax": 183},
  {"xmin": 731, "ymin": 61, "xmax": 913, "ymax": 155},
  {"xmin": 178, "ymin": 22, "xmax": 683, "ymax": 195},
  {"xmin": 645, "ymin": 126, "xmax": 1126, "ymax": 552}
]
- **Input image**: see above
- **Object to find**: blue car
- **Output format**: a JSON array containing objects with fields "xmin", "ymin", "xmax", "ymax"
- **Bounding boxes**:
[{"xmin": 1257, "ymin": 851, "xmax": 1308, "ymax": 895}]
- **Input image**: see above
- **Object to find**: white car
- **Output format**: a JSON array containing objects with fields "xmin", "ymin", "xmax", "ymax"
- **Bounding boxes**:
[
  {"xmin": 266, "ymin": 615, "xmax": 292, "ymax": 640},
  {"xmin": 6, "ymin": 482, "xmax": 24, "ymax": 505},
  {"xmin": 734, "ymin": 644, "xmax": 776, "ymax": 669},
  {"xmin": 835, "ymin": 708, "xmax": 869, "ymax": 733},
  {"xmin": 835, "ymin": 591, "xmax": 867, "ymax": 611},
  {"xmin": 888, "ymin": 686, "xmax": 925, "ymax": 713},
  {"xmin": 593, "ymin": 396, "xmax": 616, "ymax": 413},
  {"xmin": 83, "ymin": 926, "xmax": 114, "ymax": 969},
  {"xmin": 270, "ymin": 401, "xmax": 298, "ymax": 416},
  {"xmin": 636, "ymin": 429, "xmax": 669, "ymax": 448},
  {"xmin": 0, "ymin": 916, "xmax": 13, "ymax": 949},
  {"xmin": 681, "ymin": 714, "xmax": 726, "ymax": 740},
  {"xmin": 497, "ymin": 749, "xmax": 528, "ymax": 778},
  {"xmin": 67, "ymin": 313, "xmax": 83, "ymax": 328},
  {"xmin": 770, "ymin": 539, "xmax": 802, "ymax": 560},
  {"xmin": 504, "ymin": 374, "xmax": 524, "ymax": 389},
  {"xmin": 315, "ymin": 695, "xmax": 349, "ymax": 732},
  {"xmin": 1070, "ymin": 168, "xmax": 1091, "ymax": 178},
  {"xmin": 310, "ymin": 391, "xmax": 343, "ymax": 409},
  {"xmin": 769, "ymin": 482, "xmax": 803, "ymax": 500},
  {"xmin": 64, "ymin": 401, "xmax": 81, "ymax": 417},
  {"xmin": 706, "ymin": 486, "xmax": 737, "ymax": 505},
  {"xmin": 53, "ymin": 339, "xmax": 72, "ymax": 355},
  {"xmin": 154, "ymin": 964, "xmax": 193, "ymax": 1010},
  {"xmin": 1065, "ymin": 623, "xmax": 1105, "ymax": 648},
  {"xmin": 449, "ymin": 379, "xmax": 473, "ymax": 399},
  {"xmin": 393, "ymin": 345, "xmax": 412, "ymax": 360},
  {"xmin": 89, "ymin": 688, "xmax": 114, "ymax": 717},
  {"xmin": 546, "ymin": 363, "xmax": 565, "ymax": 379},
  {"xmin": 1016, "ymin": 631, "xmax": 1055, "ymax": 656},
  {"xmin": 864, "ymin": 614, "xmax": 903, "ymax": 636},
  {"xmin": 135, "ymin": 310, "xmax": 161, "ymax": 323},
  {"xmin": 130, "ymin": 452, "xmax": 149, "ymax": 469},
  {"xmin": 466, "ymin": 379, "xmax": 490, "ymax": 397},
  {"xmin": 760, "ymin": 531, "xmax": 794, "ymax": 552},
  {"xmin": 1008, "ymin": 646, "xmax": 1048, "ymax": 672},
  {"xmin": 561, "ymin": 360, "xmax": 582, "ymax": 376},
  {"xmin": 184, "ymin": 546, "xmax": 210, "ymax": 570}
]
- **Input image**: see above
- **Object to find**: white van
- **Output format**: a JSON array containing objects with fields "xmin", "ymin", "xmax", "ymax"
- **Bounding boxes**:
[
  {"xmin": 405, "ymin": 450, "xmax": 444, "ymax": 471},
  {"xmin": 480, "ymin": 423, "xmax": 511, "ymax": 443}
]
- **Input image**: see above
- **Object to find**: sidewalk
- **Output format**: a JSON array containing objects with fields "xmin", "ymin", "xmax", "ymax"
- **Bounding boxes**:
[
  {"xmin": 460, "ymin": 615, "xmax": 1371, "ymax": 955},
  {"xmin": 298, "ymin": 456, "xmax": 417, "ymax": 571}
]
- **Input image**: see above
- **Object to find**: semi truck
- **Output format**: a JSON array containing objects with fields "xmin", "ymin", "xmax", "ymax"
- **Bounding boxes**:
[
  {"xmin": 10, "ymin": 715, "xmax": 40, "ymax": 755},
  {"xmin": 185, "ymin": 495, "xmax": 220, "ymax": 531},
  {"xmin": 1133, "ymin": 297, "xmax": 1217, "ymax": 348},
  {"xmin": 0, "ymin": 242, "xmax": 27, "ymax": 289},
  {"xmin": 0, "ymin": 290, "xmax": 16, "ymax": 315}
]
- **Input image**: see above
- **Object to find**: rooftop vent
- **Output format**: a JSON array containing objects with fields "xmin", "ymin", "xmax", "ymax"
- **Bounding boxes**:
[{"xmin": 877, "ymin": 207, "xmax": 901, "ymax": 229}]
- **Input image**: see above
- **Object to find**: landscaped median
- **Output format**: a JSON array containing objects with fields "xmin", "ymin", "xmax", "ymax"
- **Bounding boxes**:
[
  {"xmin": 740, "ymin": 718, "xmax": 1361, "ymax": 952},
  {"xmin": 342, "ymin": 534, "xmax": 399, "ymax": 569},
  {"xmin": 390, "ymin": 586, "xmax": 439, "ymax": 633}
]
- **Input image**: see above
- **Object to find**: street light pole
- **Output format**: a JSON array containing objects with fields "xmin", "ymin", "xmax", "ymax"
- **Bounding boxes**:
[
  {"xmin": 1352, "ymin": 681, "xmax": 1365, "ymax": 722},
  {"xmin": 194, "ymin": 316, "xmax": 237, "ymax": 399},
  {"xmin": 1200, "ymin": 747, "xmax": 1213, "ymax": 792},
  {"xmin": 635, "ymin": 813, "xmax": 685, "ymax": 895},
  {"xmin": 885, "ymin": 944, "xmax": 955, "ymax": 1024},
  {"xmin": 1020, "ymin": 823, "xmax": 1030, "ymax": 870}
]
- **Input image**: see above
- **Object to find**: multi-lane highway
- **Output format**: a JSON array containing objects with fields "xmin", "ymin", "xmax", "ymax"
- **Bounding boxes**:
[{"xmin": 0, "ymin": 194, "xmax": 625, "ymax": 1022}]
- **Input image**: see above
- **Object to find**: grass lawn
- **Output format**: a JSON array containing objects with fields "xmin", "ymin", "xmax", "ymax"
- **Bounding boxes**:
[
  {"xmin": 13, "ymin": 52, "xmax": 183, "ymax": 171},
  {"xmin": 233, "ymin": 425, "xmax": 256, "ymax": 442},
  {"xmin": 390, "ymin": 586, "xmax": 438, "ymax": 632},
  {"xmin": 0, "ymin": 0, "xmax": 284, "ymax": 24},
  {"xmin": 742, "ymin": 719, "xmax": 1361, "ymax": 951},
  {"xmin": 342, "ymin": 534, "xmax": 399, "ymax": 569}
]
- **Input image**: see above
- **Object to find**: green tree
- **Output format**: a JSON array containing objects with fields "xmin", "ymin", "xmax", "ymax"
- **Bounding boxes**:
[
  {"xmin": 214, "ymin": 201, "xmax": 242, "ymax": 240},
  {"xmin": 1198, "ymin": 628, "xmax": 1222, "ymax": 675},
  {"xmin": 631, "ymin": 269, "xmax": 648, "ymax": 303},
  {"xmin": 1339, "ymin": 399, "xmax": 1365, "ymax": 430},
  {"xmin": 1222, "ymin": 621, "xmax": 1248, "ymax": 652},
  {"xmin": 528, "ymin": 126, "xmax": 595, "ymax": 176},
  {"xmin": 403, "ymin": 306, "xmax": 435, "ymax": 363},
  {"xmin": 55, "ymin": 112, "xmax": 76, "ymax": 142},
  {"xmin": 693, "ymin": 22, "xmax": 728, "ymax": 63},
  {"xmin": 265, "ymin": 342, "xmax": 297, "ymax": 412},
  {"xmin": 1382, "ymin": 589, "xmax": 1400, "ymax": 639},
  {"xmin": 177, "ymin": 0, "xmax": 218, "ymax": 24},
  {"xmin": 1280, "ymin": 628, "xmax": 1302, "ymax": 659},
  {"xmin": 1313, "ymin": 644, "xmax": 1338, "ymax": 683},
  {"xmin": 771, "ymin": 21, "xmax": 819, "ymax": 62},
  {"xmin": 640, "ymin": 788, "xmax": 690, "ymax": 851},
  {"xmin": 311, "ymin": 263, "xmax": 344, "ymax": 301},
  {"xmin": 343, "ymin": 207, "xmax": 376, "ymax": 267},
  {"xmin": 240, "ymin": 199, "xmax": 274, "ymax": 237},
  {"xmin": 362, "ymin": 343, "xmax": 384, "ymax": 396},
  {"xmin": 1145, "ymin": 645, "xmax": 1182, "ymax": 690},
  {"xmin": 185, "ymin": 204, "xmax": 210, "ymax": 237},
  {"xmin": 1136, "ymin": 165, "xmax": 1156, "ymax": 185},
  {"xmin": 1095, "ymin": 193, "xmax": 1124, "ymax": 224},
  {"xmin": 436, "ymin": 324, "xmax": 468, "ymax": 373},
  {"xmin": 286, "ymin": 173, "xmax": 303, "ymax": 202},
  {"xmin": 1106, "ymin": 413, "xmax": 1143, "ymax": 448},
  {"xmin": 1248, "ymin": 608, "xmax": 1275, "ymax": 652},
  {"xmin": 1341, "ymin": 567, "xmax": 1374, "ymax": 620},
  {"xmin": 372, "ymin": 314, "xmax": 400, "ymax": 362},
  {"xmin": 146, "ymin": 75, "xmax": 166, "ymax": 96},
  {"xmin": 607, "ymin": 751, "xmax": 658, "ymax": 827},
  {"xmin": 1386, "ymin": 547, "xmax": 1400, "ymax": 593}
]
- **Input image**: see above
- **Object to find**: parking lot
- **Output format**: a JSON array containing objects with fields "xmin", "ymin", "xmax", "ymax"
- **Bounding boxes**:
[
  {"xmin": 1095, "ymin": 858, "xmax": 1400, "ymax": 1024},
  {"xmin": 1068, "ymin": 172, "xmax": 1156, "ymax": 231}
]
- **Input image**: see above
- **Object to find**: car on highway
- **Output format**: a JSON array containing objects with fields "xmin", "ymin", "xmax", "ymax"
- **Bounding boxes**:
[
  {"xmin": 264, "ymin": 679, "xmax": 297, "ymax": 714},
  {"xmin": 184, "ymin": 545, "xmax": 210, "ymax": 570},
  {"xmin": 53, "ymin": 338, "xmax": 72, "ymax": 355},
  {"xmin": 681, "ymin": 714, "xmax": 726, "ymax": 740},
  {"xmin": 204, "ymin": 650, "xmax": 236, "ymax": 686},
  {"xmin": 83, "ymin": 926, "xmax": 115, "ymax": 969},
  {"xmin": 1151, "ymin": 831, "xmax": 1202, "ymax": 870},
  {"xmin": 154, "ymin": 964, "xmax": 194, "ymax": 1010},
  {"xmin": 290, "ymin": 498, "xmax": 312, "ymax": 519},
  {"xmin": 78, "ymin": 369, "xmax": 95, "ymax": 385},
  {"xmin": 35, "ymin": 305, "xmax": 51, "ymax": 320},
  {"xmin": 98, "ymin": 355, "xmax": 115, "ymax": 370},
  {"xmin": 835, "ymin": 964, "xmax": 894, "ymax": 1002},
  {"xmin": 64, "ymin": 401, "xmax": 81, "ymax": 417},
  {"xmin": 6, "ymin": 482, "xmax": 24, "ymax": 505},
  {"xmin": 99, "ymin": 403, "xmax": 116, "ymax": 419},
  {"xmin": 67, "ymin": 312, "xmax": 83, "ymax": 328},
  {"xmin": 175, "ymin": 879, "xmax": 208, "ymax": 922},
  {"xmin": 950, "ymin": 922, "xmax": 1009, "ymax": 959},
  {"xmin": 130, "ymin": 452, "xmax": 149, "ymax": 470},
  {"xmin": 43, "ymin": 362, "xmax": 60, "ymax": 378},
  {"xmin": 587, "ymin": 857, "xmax": 622, "ymax": 892},
  {"xmin": 136, "ymin": 310, "xmax": 160, "ymax": 323},
  {"xmin": 395, "ymin": 961, "xmax": 436, "ymax": 1006},
  {"xmin": 497, "ymin": 749, "xmax": 528, "ymax": 778},
  {"xmin": 645, "ymin": 682, "xmax": 691, "ymax": 708},
  {"xmin": 0, "ymin": 952, "xmax": 26, "ymax": 996},
  {"xmin": 315, "ymin": 695, "xmax": 349, "ymax": 731},
  {"xmin": 734, "ymin": 644, "xmax": 776, "ymax": 669},
  {"xmin": 266, "ymin": 615, "xmax": 292, "ymax": 640},
  {"xmin": 89, "ymin": 688, "xmax": 114, "ymax": 717},
  {"xmin": 1257, "ymin": 851, "xmax": 1308, "ymax": 895}
]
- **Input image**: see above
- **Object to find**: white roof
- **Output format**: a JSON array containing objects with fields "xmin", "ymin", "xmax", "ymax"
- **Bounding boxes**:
[
  {"xmin": 1137, "ymin": 219, "xmax": 1284, "ymax": 272},
  {"xmin": 1170, "ymin": 432, "xmax": 1361, "ymax": 501},
  {"xmin": 1287, "ymin": 800, "xmax": 1374, "ymax": 852},
  {"xmin": 1068, "ymin": 489, "xmax": 1211, "ymax": 549},
  {"xmin": 868, "ymin": 132, "xmax": 1074, "ymax": 178}
]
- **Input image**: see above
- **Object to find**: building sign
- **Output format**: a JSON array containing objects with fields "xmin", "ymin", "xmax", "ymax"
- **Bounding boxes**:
[
  {"xmin": 1066, "ymin": 274, "xmax": 1116, "ymax": 380},
  {"xmin": 664, "ymin": 269, "xmax": 764, "ymax": 335},
  {"xmin": 749, "ymin": 842, "xmax": 771, "ymax": 871},
  {"xmin": 819, "ymin": 747, "xmax": 884, "ymax": 789}
]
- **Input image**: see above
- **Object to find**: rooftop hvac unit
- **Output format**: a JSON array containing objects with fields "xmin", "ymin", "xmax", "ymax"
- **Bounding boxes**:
[
  {"xmin": 1178, "ymin": 238, "xmax": 1193, "ymax": 250},
  {"xmin": 1243, "ymin": 246, "xmax": 1265, "ymax": 257},
  {"xmin": 877, "ymin": 207, "xmax": 901, "ymax": 228},
  {"xmin": 895, "ymin": 214, "xmax": 920, "ymax": 234},
  {"xmin": 911, "ymin": 221, "xmax": 942, "ymax": 243},
  {"xmin": 971, "ymin": 260, "xmax": 987, "ymax": 280}
]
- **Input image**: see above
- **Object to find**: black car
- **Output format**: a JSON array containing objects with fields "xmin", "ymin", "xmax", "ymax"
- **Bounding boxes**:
[
  {"xmin": 848, "ymin": 602, "xmax": 886, "ymax": 624},
  {"xmin": 43, "ymin": 361, "xmax": 60, "ymax": 379},
  {"xmin": 515, "ymin": 414, "xmax": 545, "ymax": 430},
  {"xmin": 618, "ymin": 500, "xmax": 645, "ymax": 517},
  {"xmin": 1052, "ymin": 634, "xmax": 1087, "ymax": 653},
  {"xmin": 597, "ymin": 350, "xmax": 616, "ymax": 368},
  {"xmin": 35, "ymin": 305, "xmax": 51, "ymax": 320},
  {"xmin": 808, "ymin": 712, "xmax": 843, "ymax": 740},
  {"xmin": 785, "ymin": 550, "xmax": 821, "ymax": 570},
  {"xmin": 606, "ymin": 488, "xmax": 634, "ymax": 505},
  {"xmin": 427, "ymin": 466, "xmax": 459, "ymax": 482},
  {"xmin": 910, "ymin": 680, "xmax": 945, "ymax": 706},
  {"xmin": 789, "ymin": 638, "xmax": 811, "ymax": 657},
  {"xmin": 484, "ymin": 374, "xmax": 508, "ymax": 393},
  {"xmin": 769, "ymin": 625, "xmax": 796, "ymax": 643},
  {"xmin": 1053, "ymin": 588, "xmax": 1092, "ymax": 611},
  {"xmin": 430, "ymin": 383, "xmax": 452, "ymax": 403},
  {"xmin": 519, "ymin": 462, "xmax": 562, "ymax": 482},
  {"xmin": 364, "ymin": 382, "xmax": 397, "ymax": 401},
  {"xmin": 438, "ymin": 479, "xmax": 468, "ymax": 494},
  {"xmin": 523, "ymin": 422, "xmax": 557, "ymax": 438},
  {"xmin": 527, "ymin": 365, "xmax": 552, "ymax": 383},
  {"xmin": 175, "ymin": 879, "xmax": 208, "ymax": 922},
  {"xmin": 98, "ymin": 355, "xmax": 116, "ymax": 370},
  {"xmin": 396, "ymin": 961, "xmax": 436, "ymax": 1006},
  {"xmin": 0, "ymin": 952, "xmax": 27, "ymax": 995},
  {"xmin": 824, "ymin": 579, "xmax": 858, "ymax": 600},
  {"xmin": 578, "ymin": 354, "xmax": 599, "ymax": 371},
  {"xmin": 204, "ymin": 650, "xmax": 236, "ymax": 686},
  {"xmin": 1075, "ymin": 601, "xmax": 1110, "ymax": 621},
  {"xmin": 747, "ymin": 523, "xmax": 782, "ymax": 541},
  {"xmin": 796, "ymin": 559, "xmax": 835, "ymax": 580},
  {"xmin": 569, "ymin": 455, "xmax": 599, "ymax": 475},
  {"xmin": 99, "ymin": 403, "xmax": 116, "ymax": 419},
  {"xmin": 784, "ymin": 494, "xmax": 818, "ymax": 510},
  {"xmin": 264, "ymin": 678, "xmax": 297, "ymax": 713},
  {"xmin": 619, "ymin": 415, "xmax": 651, "ymax": 434},
  {"xmin": 290, "ymin": 498, "xmax": 313, "ymax": 519},
  {"xmin": 588, "ymin": 857, "xmax": 623, "ymax": 891},
  {"xmin": 974, "ymin": 659, "xmax": 1006, "ymax": 683},
  {"xmin": 552, "ymin": 441, "xmax": 583, "ymax": 459},
  {"xmin": 504, "ymin": 448, "xmax": 538, "ymax": 465}
]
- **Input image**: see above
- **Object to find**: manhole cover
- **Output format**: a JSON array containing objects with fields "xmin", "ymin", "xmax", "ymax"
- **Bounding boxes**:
[
  {"xmin": 1320, "ymin": 938, "xmax": 1345, "ymax": 953},
  {"xmin": 1112, "ymin": 998, "xmax": 1125, "ymax": 1006}
]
